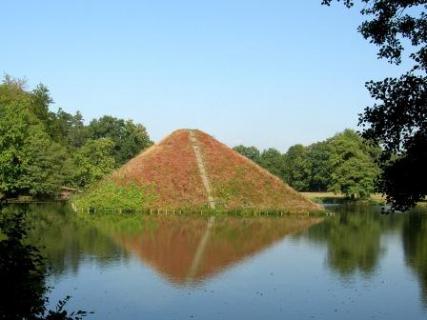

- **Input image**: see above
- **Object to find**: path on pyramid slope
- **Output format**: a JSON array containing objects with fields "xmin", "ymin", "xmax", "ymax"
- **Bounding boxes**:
[
  {"xmin": 111, "ymin": 129, "xmax": 207, "ymax": 209},
  {"xmin": 192, "ymin": 130, "xmax": 321, "ymax": 212},
  {"xmin": 189, "ymin": 130, "xmax": 216, "ymax": 209}
]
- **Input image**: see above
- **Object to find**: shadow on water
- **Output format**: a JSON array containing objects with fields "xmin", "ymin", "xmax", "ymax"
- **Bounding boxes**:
[
  {"xmin": 402, "ymin": 208, "xmax": 427, "ymax": 306},
  {"xmin": 0, "ymin": 204, "xmax": 88, "ymax": 320}
]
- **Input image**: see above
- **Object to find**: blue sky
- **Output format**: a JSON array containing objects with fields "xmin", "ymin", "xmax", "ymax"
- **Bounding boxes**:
[{"xmin": 1, "ymin": 0, "xmax": 406, "ymax": 151}]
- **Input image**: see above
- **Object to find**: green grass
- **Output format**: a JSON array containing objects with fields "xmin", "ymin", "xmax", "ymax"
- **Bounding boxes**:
[
  {"xmin": 301, "ymin": 192, "xmax": 385, "ymax": 205},
  {"xmin": 302, "ymin": 192, "xmax": 427, "ymax": 208},
  {"xmin": 72, "ymin": 180, "xmax": 158, "ymax": 212},
  {"xmin": 73, "ymin": 205, "xmax": 326, "ymax": 218}
]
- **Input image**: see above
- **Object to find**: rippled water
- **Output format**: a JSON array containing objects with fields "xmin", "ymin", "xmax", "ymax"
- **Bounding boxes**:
[{"xmin": 26, "ymin": 204, "xmax": 427, "ymax": 319}]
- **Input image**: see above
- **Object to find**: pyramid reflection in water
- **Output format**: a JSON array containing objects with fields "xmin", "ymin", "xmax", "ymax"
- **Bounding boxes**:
[{"xmin": 114, "ymin": 216, "xmax": 321, "ymax": 285}]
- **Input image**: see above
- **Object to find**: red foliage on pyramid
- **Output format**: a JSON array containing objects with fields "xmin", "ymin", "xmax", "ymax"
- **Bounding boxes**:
[{"xmin": 109, "ymin": 129, "xmax": 321, "ymax": 213}]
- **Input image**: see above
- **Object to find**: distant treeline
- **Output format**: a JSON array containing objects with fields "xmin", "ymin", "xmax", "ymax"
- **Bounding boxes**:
[
  {"xmin": 234, "ymin": 129, "xmax": 381, "ymax": 199},
  {"xmin": 0, "ymin": 76, "xmax": 152, "ymax": 200}
]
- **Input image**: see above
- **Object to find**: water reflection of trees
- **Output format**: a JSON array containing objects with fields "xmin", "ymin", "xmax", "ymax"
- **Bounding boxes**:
[
  {"xmin": 304, "ymin": 205, "xmax": 403, "ymax": 277},
  {"xmin": 22, "ymin": 205, "xmax": 322, "ymax": 285},
  {"xmin": 0, "ymin": 205, "xmax": 87, "ymax": 319},
  {"xmin": 26, "ymin": 204, "xmax": 128, "ymax": 276},
  {"xmin": 402, "ymin": 209, "xmax": 427, "ymax": 305}
]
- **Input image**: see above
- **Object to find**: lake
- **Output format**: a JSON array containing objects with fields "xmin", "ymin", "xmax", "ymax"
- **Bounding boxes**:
[{"xmin": 25, "ymin": 204, "xmax": 427, "ymax": 319}]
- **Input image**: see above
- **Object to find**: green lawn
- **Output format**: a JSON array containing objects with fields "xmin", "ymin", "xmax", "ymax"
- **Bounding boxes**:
[{"xmin": 301, "ymin": 192, "xmax": 385, "ymax": 204}]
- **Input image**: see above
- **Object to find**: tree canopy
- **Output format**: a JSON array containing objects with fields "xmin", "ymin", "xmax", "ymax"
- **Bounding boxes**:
[
  {"xmin": 283, "ymin": 145, "xmax": 311, "ymax": 192},
  {"xmin": 68, "ymin": 138, "xmax": 116, "ymax": 188},
  {"xmin": 0, "ymin": 81, "xmax": 68, "ymax": 198},
  {"xmin": 322, "ymin": 0, "xmax": 427, "ymax": 209},
  {"xmin": 0, "ymin": 77, "xmax": 152, "ymax": 199},
  {"xmin": 234, "ymin": 129, "xmax": 381, "ymax": 199},
  {"xmin": 328, "ymin": 130, "xmax": 380, "ymax": 199},
  {"xmin": 88, "ymin": 116, "xmax": 152, "ymax": 165},
  {"xmin": 233, "ymin": 145, "xmax": 261, "ymax": 163}
]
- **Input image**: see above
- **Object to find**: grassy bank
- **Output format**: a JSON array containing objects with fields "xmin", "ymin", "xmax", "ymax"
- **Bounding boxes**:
[
  {"xmin": 73, "ymin": 205, "xmax": 326, "ymax": 218},
  {"xmin": 301, "ymin": 192, "xmax": 385, "ymax": 205},
  {"xmin": 302, "ymin": 192, "xmax": 427, "ymax": 208}
]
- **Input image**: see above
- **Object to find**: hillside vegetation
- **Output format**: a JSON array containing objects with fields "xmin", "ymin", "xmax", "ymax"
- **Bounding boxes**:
[{"xmin": 74, "ymin": 130, "xmax": 322, "ymax": 214}]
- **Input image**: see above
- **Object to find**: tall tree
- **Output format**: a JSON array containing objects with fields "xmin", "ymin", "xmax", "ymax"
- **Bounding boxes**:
[
  {"xmin": 233, "ymin": 145, "xmax": 261, "ymax": 163},
  {"xmin": 69, "ymin": 138, "xmax": 116, "ymax": 188},
  {"xmin": 0, "ymin": 76, "xmax": 153, "ymax": 198},
  {"xmin": 327, "ymin": 130, "xmax": 380, "ymax": 199},
  {"xmin": 51, "ymin": 108, "xmax": 88, "ymax": 149},
  {"xmin": 0, "ymin": 83, "xmax": 67, "ymax": 198},
  {"xmin": 88, "ymin": 116, "xmax": 152, "ymax": 165},
  {"xmin": 233, "ymin": 130, "xmax": 380, "ymax": 195},
  {"xmin": 322, "ymin": 0, "xmax": 427, "ymax": 209},
  {"xmin": 259, "ymin": 148, "xmax": 286, "ymax": 180},
  {"xmin": 307, "ymin": 141, "xmax": 332, "ymax": 192},
  {"xmin": 284, "ymin": 144, "xmax": 311, "ymax": 191}
]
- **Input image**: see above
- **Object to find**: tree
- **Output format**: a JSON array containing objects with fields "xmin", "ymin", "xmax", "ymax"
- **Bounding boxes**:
[
  {"xmin": 233, "ymin": 145, "xmax": 261, "ymax": 163},
  {"xmin": 329, "ymin": 156, "xmax": 379, "ymax": 199},
  {"xmin": 322, "ymin": 0, "xmax": 427, "ymax": 209},
  {"xmin": 30, "ymin": 84, "xmax": 53, "ymax": 129},
  {"xmin": 0, "ymin": 76, "xmax": 89, "ymax": 151},
  {"xmin": 327, "ymin": 130, "xmax": 380, "ymax": 199},
  {"xmin": 259, "ymin": 148, "xmax": 286, "ymax": 180},
  {"xmin": 88, "ymin": 116, "xmax": 152, "ymax": 165},
  {"xmin": 0, "ymin": 85, "xmax": 68, "ymax": 198},
  {"xmin": 233, "ymin": 145, "xmax": 287, "ymax": 182},
  {"xmin": 233, "ymin": 130, "xmax": 380, "ymax": 196},
  {"xmin": 68, "ymin": 138, "xmax": 116, "ymax": 188},
  {"xmin": 307, "ymin": 141, "xmax": 332, "ymax": 191},
  {"xmin": 18, "ymin": 126, "xmax": 68, "ymax": 197},
  {"xmin": 50, "ymin": 108, "xmax": 88, "ymax": 149},
  {"xmin": 0, "ymin": 76, "xmax": 155, "ymax": 198},
  {"xmin": 283, "ymin": 144, "xmax": 311, "ymax": 191}
]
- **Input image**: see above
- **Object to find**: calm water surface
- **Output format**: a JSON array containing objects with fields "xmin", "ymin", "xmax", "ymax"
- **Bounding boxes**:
[{"xmin": 27, "ymin": 204, "xmax": 427, "ymax": 320}]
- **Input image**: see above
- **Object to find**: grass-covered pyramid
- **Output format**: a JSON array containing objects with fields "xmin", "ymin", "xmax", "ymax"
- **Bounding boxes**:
[{"xmin": 73, "ymin": 129, "xmax": 322, "ymax": 214}]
